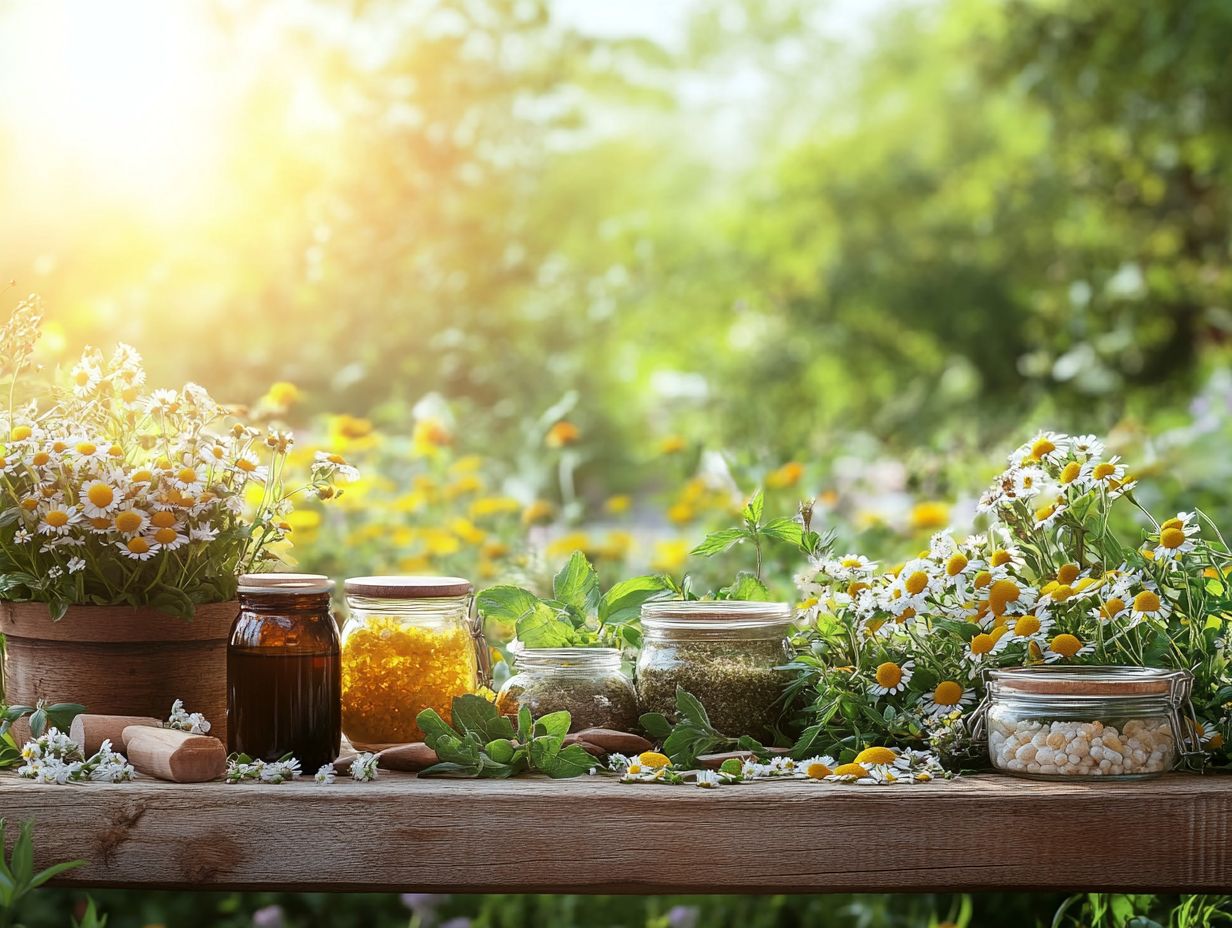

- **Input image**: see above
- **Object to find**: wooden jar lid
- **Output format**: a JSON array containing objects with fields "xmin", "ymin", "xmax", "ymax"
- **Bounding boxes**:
[
  {"xmin": 990, "ymin": 666, "xmax": 1178, "ymax": 697},
  {"xmin": 343, "ymin": 575, "xmax": 473, "ymax": 599}
]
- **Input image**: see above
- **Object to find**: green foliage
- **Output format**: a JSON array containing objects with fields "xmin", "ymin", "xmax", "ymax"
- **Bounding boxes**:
[
  {"xmin": 0, "ymin": 820, "xmax": 83, "ymax": 928},
  {"xmin": 0, "ymin": 701, "xmax": 85, "ymax": 766},
  {"xmin": 415, "ymin": 695, "xmax": 595, "ymax": 779},
  {"xmin": 640, "ymin": 686, "xmax": 767, "ymax": 768},
  {"xmin": 477, "ymin": 552, "xmax": 669, "ymax": 650}
]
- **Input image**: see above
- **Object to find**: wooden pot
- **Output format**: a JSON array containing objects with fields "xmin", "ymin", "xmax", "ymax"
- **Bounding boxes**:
[{"xmin": 1, "ymin": 601, "xmax": 236, "ymax": 746}]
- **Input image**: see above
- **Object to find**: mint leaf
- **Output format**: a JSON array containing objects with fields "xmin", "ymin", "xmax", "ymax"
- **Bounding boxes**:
[
  {"xmin": 534, "ymin": 710, "xmax": 571, "ymax": 740},
  {"xmin": 743, "ymin": 489, "xmax": 764, "ymax": 524},
  {"xmin": 721, "ymin": 571, "xmax": 772, "ymax": 602},
  {"xmin": 418, "ymin": 761, "xmax": 481, "ymax": 778},
  {"xmin": 691, "ymin": 528, "xmax": 747, "ymax": 558},
  {"xmin": 760, "ymin": 517, "xmax": 803, "ymax": 546},
  {"xmin": 639, "ymin": 712, "xmax": 672, "ymax": 740},
  {"xmin": 553, "ymin": 551, "xmax": 601, "ymax": 617},
  {"xmin": 537, "ymin": 743, "xmax": 596, "ymax": 779},
  {"xmin": 675, "ymin": 687, "xmax": 713, "ymax": 731},
  {"xmin": 599, "ymin": 575, "xmax": 670, "ymax": 625},
  {"xmin": 517, "ymin": 705, "xmax": 533, "ymax": 743},
  {"xmin": 516, "ymin": 601, "xmax": 578, "ymax": 648},
  {"xmin": 477, "ymin": 585, "xmax": 541, "ymax": 623},
  {"xmin": 450, "ymin": 694, "xmax": 503, "ymax": 739},
  {"xmin": 416, "ymin": 708, "xmax": 459, "ymax": 746}
]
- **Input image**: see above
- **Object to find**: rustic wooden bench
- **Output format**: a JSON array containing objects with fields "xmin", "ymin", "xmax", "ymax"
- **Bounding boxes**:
[{"xmin": 4, "ymin": 772, "xmax": 1229, "ymax": 893}]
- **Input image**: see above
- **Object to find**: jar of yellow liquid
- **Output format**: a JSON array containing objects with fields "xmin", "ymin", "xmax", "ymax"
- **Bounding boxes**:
[{"xmin": 341, "ymin": 576, "xmax": 485, "ymax": 750}]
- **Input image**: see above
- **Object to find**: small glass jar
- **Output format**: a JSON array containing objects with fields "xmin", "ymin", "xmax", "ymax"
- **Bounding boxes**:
[
  {"xmin": 341, "ymin": 575, "xmax": 484, "ymax": 750},
  {"xmin": 985, "ymin": 665, "xmax": 1196, "ymax": 780},
  {"xmin": 228, "ymin": 573, "xmax": 342, "ymax": 772},
  {"xmin": 636, "ymin": 600, "xmax": 794, "ymax": 738},
  {"xmin": 496, "ymin": 648, "xmax": 639, "ymax": 733}
]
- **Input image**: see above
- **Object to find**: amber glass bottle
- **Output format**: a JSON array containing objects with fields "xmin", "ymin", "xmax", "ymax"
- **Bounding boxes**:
[{"xmin": 228, "ymin": 574, "xmax": 341, "ymax": 771}]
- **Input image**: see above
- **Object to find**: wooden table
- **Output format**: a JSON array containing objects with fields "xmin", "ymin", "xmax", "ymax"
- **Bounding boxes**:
[{"xmin": 2, "ymin": 773, "xmax": 1229, "ymax": 893}]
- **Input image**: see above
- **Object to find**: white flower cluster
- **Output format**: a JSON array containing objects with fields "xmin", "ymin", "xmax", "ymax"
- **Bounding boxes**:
[
  {"xmin": 17, "ymin": 728, "xmax": 135, "ymax": 785},
  {"xmin": 314, "ymin": 764, "xmax": 337, "ymax": 785},
  {"xmin": 165, "ymin": 698, "xmax": 211, "ymax": 735},
  {"xmin": 225, "ymin": 754, "xmax": 302, "ymax": 784},
  {"xmin": 349, "ymin": 752, "xmax": 379, "ymax": 782},
  {"xmin": 823, "ymin": 749, "xmax": 948, "ymax": 785}
]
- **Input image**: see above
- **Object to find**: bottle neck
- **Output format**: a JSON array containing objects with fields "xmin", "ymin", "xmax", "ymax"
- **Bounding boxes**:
[{"xmin": 239, "ymin": 592, "xmax": 333, "ymax": 615}]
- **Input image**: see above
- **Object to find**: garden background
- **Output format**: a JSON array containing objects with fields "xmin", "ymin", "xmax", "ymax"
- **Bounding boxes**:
[{"xmin": 3, "ymin": 0, "xmax": 1231, "ymax": 925}]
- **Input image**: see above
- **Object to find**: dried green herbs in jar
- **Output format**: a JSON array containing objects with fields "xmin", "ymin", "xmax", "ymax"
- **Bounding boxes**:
[
  {"xmin": 635, "ymin": 601, "xmax": 794, "ymax": 739},
  {"xmin": 495, "ymin": 648, "xmax": 640, "ymax": 732}
]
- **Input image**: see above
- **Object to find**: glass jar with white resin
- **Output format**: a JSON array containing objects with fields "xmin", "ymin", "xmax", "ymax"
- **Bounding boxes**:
[{"xmin": 985, "ymin": 666, "xmax": 1197, "ymax": 780}]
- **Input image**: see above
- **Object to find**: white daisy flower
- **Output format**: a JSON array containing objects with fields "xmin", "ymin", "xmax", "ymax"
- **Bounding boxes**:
[
  {"xmin": 1012, "ymin": 466, "xmax": 1047, "ymax": 500},
  {"xmin": 1010, "ymin": 431, "xmax": 1069, "ymax": 466},
  {"xmin": 799, "ymin": 755, "xmax": 837, "ymax": 780},
  {"xmin": 694, "ymin": 770, "xmax": 720, "ymax": 789},
  {"xmin": 1154, "ymin": 513, "xmax": 1199, "ymax": 562},
  {"xmin": 69, "ymin": 361, "xmax": 102, "ymax": 397},
  {"xmin": 963, "ymin": 628, "xmax": 1011, "ymax": 664},
  {"xmin": 920, "ymin": 679, "xmax": 976, "ymax": 718},
  {"xmin": 78, "ymin": 476, "xmax": 123, "ymax": 518},
  {"xmin": 1032, "ymin": 497, "xmax": 1067, "ymax": 529},
  {"xmin": 37, "ymin": 504, "xmax": 81, "ymax": 536},
  {"xmin": 112, "ymin": 507, "xmax": 150, "ymax": 537},
  {"xmin": 315, "ymin": 764, "xmax": 337, "ymax": 785},
  {"xmin": 169, "ymin": 465, "xmax": 205, "ymax": 495},
  {"xmin": 1068, "ymin": 434, "xmax": 1104, "ymax": 459},
  {"xmin": 13, "ymin": 528, "xmax": 33, "ymax": 544},
  {"xmin": 233, "ymin": 450, "xmax": 270, "ymax": 484},
  {"xmin": 869, "ymin": 659, "xmax": 914, "ymax": 697},
  {"xmin": 150, "ymin": 526, "xmax": 190, "ymax": 552},
  {"xmin": 116, "ymin": 536, "xmax": 157, "ymax": 560},
  {"xmin": 66, "ymin": 556, "xmax": 86, "ymax": 574},
  {"xmin": 189, "ymin": 521, "xmax": 219, "ymax": 542},
  {"xmin": 818, "ymin": 553, "xmax": 877, "ymax": 581},
  {"xmin": 312, "ymin": 450, "xmax": 359, "ymax": 482},
  {"xmin": 1007, "ymin": 607, "xmax": 1053, "ymax": 642},
  {"xmin": 1128, "ymin": 586, "xmax": 1172, "ymax": 625},
  {"xmin": 1078, "ymin": 456, "xmax": 1126, "ymax": 492},
  {"xmin": 145, "ymin": 389, "xmax": 180, "ymax": 413},
  {"xmin": 68, "ymin": 438, "xmax": 109, "ymax": 463},
  {"xmin": 350, "ymin": 752, "xmax": 379, "ymax": 782}
]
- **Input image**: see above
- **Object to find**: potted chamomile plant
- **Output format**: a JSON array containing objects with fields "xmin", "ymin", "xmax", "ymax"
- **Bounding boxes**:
[{"xmin": 0, "ymin": 296, "xmax": 355, "ymax": 743}]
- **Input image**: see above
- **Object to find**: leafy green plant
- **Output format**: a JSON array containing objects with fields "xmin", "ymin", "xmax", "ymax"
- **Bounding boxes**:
[
  {"xmin": 691, "ymin": 491, "xmax": 830, "ymax": 587},
  {"xmin": 640, "ymin": 686, "xmax": 769, "ymax": 769},
  {"xmin": 71, "ymin": 898, "xmax": 107, "ymax": 928},
  {"xmin": 0, "ymin": 701, "xmax": 84, "ymax": 769},
  {"xmin": 0, "ymin": 820, "xmax": 84, "ymax": 928},
  {"xmin": 415, "ymin": 694, "xmax": 597, "ymax": 779},
  {"xmin": 477, "ymin": 551, "xmax": 670, "ymax": 650}
]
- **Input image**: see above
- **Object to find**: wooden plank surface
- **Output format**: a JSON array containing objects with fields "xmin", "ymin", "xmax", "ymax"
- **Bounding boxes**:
[{"xmin": 1, "ymin": 772, "xmax": 1229, "ymax": 894}]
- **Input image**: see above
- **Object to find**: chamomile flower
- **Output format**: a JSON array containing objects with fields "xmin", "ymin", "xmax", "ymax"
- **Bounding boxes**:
[
  {"xmin": 13, "ymin": 528, "xmax": 32, "ymax": 544},
  {"xmin": 170, "ymin": 465, "xmax": 205, "ymax": 495},
  {"xmin": 819, "ymin": 553, "xmax": 877, "ymax": 581},
  {"xmin": 78, "ymin": 476, "xmax": 122, "ymax": 518},
  {"xmin": 1011, "ymin": 431, "xmax": 1069, "ymax": 466},
  {"xmin": 869, "ymin": 659, "xmax": 914, "ymax": 696},
  {"xmin": 112, "ymin": 507, "xmax": 150, "ymax": 536},
  {"xmin": 1068, "ymin": 434, "xmax": 1104, "ymax": 459},
  {"xmin": 1012, "ymin": 466, "xmax": 1047, "ymax": 500},
  {"xmin": 312, "ymin": 450, "xmax": 360, "ymax": 482},
  {"xmin": 69, "ymin": 360, "xmax": 102, "ymax": 397},
  {"xmin": 37, "ymin": 504, "xmax": 81, "ymax": 536},
  {"xmin": 1129, "ymin": 587, "xmax": 1172, "ymax": 624},
  {"xmin": 1079, "ymin": 457, "xmax": 1126, "ymax": 492},
  {"xmin": 69, "ymin": 438, "xmax": 109, "ymax": 463},
  {"xmin": 150, "ymin": 526, "xmax": 189, "ymax": 552},
  {"xmin": 66, "ymin": 557, "xmax": 86, "ymax": 574},
  {"xmin": 695, "ymin": 770, "xmax": 720, "ymax": 789},
  {"xmin": 190, "ymin": 521, "xmax": 219, "ymax": 542},
  {"xmin": 232, "ymin": 450, "xmax": 270, "ymax": 484},
  {"xmin": 1154, "ymin": 513, "xmax": 1199, "ymax": 562},
  {"xmin": 986, "ymin": 576, "xmax": 1038, "ymax": 617},
  {"xmin": 314, "ymin": 764, "xmax": 337, "ymax": 785},
  {"xmin": 799, "ymin": 755, "xmax": 837, "ymax": 780},
  {"xmin": 116, "ymin": 536, "xmax": 157, "ymax": 561},
  {"xmin": 963, "ymin": 627, "xmax": 1010, "ymax": 664},
  {"xmin": 920, "ymin": 680, "xmax": 976, "ymax": 718},
  {"xmin": 1032, "ymin": 496, "xmax": 1067, "ymax": 529},
  {"xmin": 1043, "ymin": 633, "xmax": 1094, "ymax": 662},
  {"xmin": 350, "ymin": 752, "xmax": 379, "ymax": 782}
]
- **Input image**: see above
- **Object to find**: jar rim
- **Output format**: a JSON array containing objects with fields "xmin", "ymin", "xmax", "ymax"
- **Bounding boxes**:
[
  {"xmin": 514, "ymin": 647, "xmax": 621, "ymax": 670},
  {"xmin": 344, "ymin": 575, "xmax": 472, "ymax": 599},
  {"xmin": 641, "ymin": 599, "xmax": 792, "ymax": 629},
  {"xmin": 238, "ymin": 573, "xmax": 334, "ymax": 594},
  {"xmin": 988, "ymin": 664, "xmax": 1188, "ymax": 698}
]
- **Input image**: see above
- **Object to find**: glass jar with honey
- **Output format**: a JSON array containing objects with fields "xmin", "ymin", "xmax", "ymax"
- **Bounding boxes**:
[
  {"xmin": 228, "ymin": 573, "xmax": 342, "ymax": 772},
  {"xmin": 341, "ymin": 576, "xmax": 486, "ymax": 750}
]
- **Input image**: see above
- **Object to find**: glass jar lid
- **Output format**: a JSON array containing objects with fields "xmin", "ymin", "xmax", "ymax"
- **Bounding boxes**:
[
  {"xmin": 238, "ymin": 573, "xmax": 335, "ymax": 594},
  {"xmin": 988, "ymin": 665, "xmax": 1187, "ymax": 699},
  {"xmin": 514, "ymin": 647, "xmax": 621, "ymax": 673},
  {"xmin": 344, "ymin": 575, "xmax": 473, "ymax": 599},
  {"xmin": 641, "ymin": 599, "xmax": 793, "ymax": 630}
]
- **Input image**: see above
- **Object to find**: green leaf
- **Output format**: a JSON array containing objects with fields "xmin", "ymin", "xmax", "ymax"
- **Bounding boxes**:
[
  {"xmin": 690, "ymin": 528, "xmax": 747, "ymax": 558},
  {"xmin": 639, "ymin": 712, "xmax": 672, "ymax": 740},
  {"xmin": 790, "ymin": 723, "xmax": 828, "ymax": 760},
  {"xmin": 417, "ymin": 761, "xmax": 481, "ymax": 778},
  {"xmin": 552, "ymin": 551, "xmax": 601, "ymax": 617},
  {"xmin": 28, "ymin": 857, "xmax": 84, "ymax": 889},
  {"xmin": 743, "ymin": 489, "xmax": 764, "ymax": 524},
  {"xmin": 721, "ymin": 571, "xmax": 771, "ymax": 601},
  {"xmin": 599, "ymin": 575, "xmax": 670, "ymax": 625},
  {"xmin": 450, "ymin": 695, "xmax": 502, "ymax": 738},
  {"xmin": 28, "ymin": 708, "xmax": 47, "ymax": 738},
  {"xmin": 536, "ymin": 743, "xmax": 596, "ymax": 779},
  {"xmin": 516, "ymin": 601, "xmax": 578, "ymax": 648},
  {"xmin": 675, "ymin": 687, "xmax": 713, "ymax": 731},
  {"xmin": 534, "ymin": 711, "xmax": 571, "ymax": 740},
  {"xmin": 476, "ymin": 586, "xmax": 541, "ymax": 623},
  {"xmin": 415, "ymin": 708, "xmax": 459, "ymax": 748},
  {"xmin": 517, "ymin": 705, "xmax": 533, "ymax": 743},
  {"xmin": 760, "ymin": 517, "xmax": 803, "ymax": 546},
  {"xmin": 528, "ymin": 734, "xmax": 563, "ymax": 771}
]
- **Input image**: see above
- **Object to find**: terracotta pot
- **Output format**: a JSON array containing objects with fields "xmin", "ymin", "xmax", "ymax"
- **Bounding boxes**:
[{"xmin": 1, "ymin": 601, "xmax": 236, "ymax": 746}]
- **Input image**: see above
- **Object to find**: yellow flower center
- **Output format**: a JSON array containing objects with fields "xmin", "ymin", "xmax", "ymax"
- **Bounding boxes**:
[
  {"xmin": 328, "ymin": 453, "xmax": 346, "ymax": 465},
  {"xmin": 874, "ymin": 662, "xmax": 903, "ymax": 689},
  {"xmin": 804, "ymin": 761, "xmax": 832, "ymax": 780},
  {"xmin": 236, "ymin": 457, "xmax": 256, "ymax": 472},
  {"xmin": 638, "ymin": 751, "xmax": 671, "ymax": 769},
  {"xmin": 1049, "ymin": 633, "xmax": 1083, "ymax": 658},
  {"xmin": 114, "ymin": 511, "xmax": 143, "ymax": 533},
  {"xmin": 86, "ymin": 483, "xmax": 114, "ymax": 508},
  {"xmin": 177, "ymin": 467, "xmax": 198, "ymax": 484},
  {"xmin": 52, "ymin": 441, "xmax": 67, "ymax": 452},
  {"xmin": 153, "ymin": 527, "xmax": 178, "ymax": 545},
  {"xmin": 74, "ymin": 370, "xmax": 91, "ymax": 386},
  {"xmin": 1035, "ymin": 503, "xmax": 1057, "ymax": 521},
  {"xmin": 1059, "ymin": 461, "xmax": 1082, "ymax": 485},
  {"xmin": 933, "ymin": 681, "xmax": 964, "ymax": 706},
  {"xmin": 946, "ymin": 554, "xmax": 968, "ymax": 576},
  {"xmin": 1050, "ymin": 585, "xmax": 1075, "ymax": 601},
  {"xmin": 1099, "ymin": 597, "xmax": 1126, "ymax": 620},
  {"xmin": 1092, "ymin": 462, "xmax": 1116, "ymax": 480},
  {"xmin": 10, "ymin": 425, "xmax": 32, "ymax": 441},
  {"xmin": 1014, "ymin": 615, "xmax": 1042, "ymax": 637},
  {"xmin": 990, "ymin": 549, "xmax": 1012, "ymax": 568},
  {"xmin": 988, "ymin": 578, "xmax": 1021, "ymax": 615},
  {"xmin": 151, "ymin": 511, "xmax": 177, "ymax": 529},
  {"xmin": 904, "ymin": 571, "xmax": 929, "ymax": 595},
  {"xmin": 75, "ymin": 442, "xmax": 96, "ymax": 456},
  {"xmin": 90, "ymin": 517, "xmax": 110, "ymax": 529},
  {"xmin": 970, "ymin": 633, "xmax": 998, "ymax": 655},
  {"xmin": 21, "ymin": 498, "xmax": 38, "ymax": 511},
  {"xmin": 833, "ymin": 762, "xmax": 869, "ymax": 778},
  {"xmin": 108, "ymin": 444, "xmax": 124, "ymax": 457},
  {"xmin": 1030, "ymin": 438, "xmax": 1056, "ymax": 460},
  {"xmin": 974, "ymin": 570, "xmax": 992, "ymax": 590},
  {"xmin": 898, "ymin": 607, "xmax": 916, "ymax": 621},
  {"xmin": 131, "ymin": 469, "xmax": 153, "ymax": 483},
  {"xmin": 1133, "ymin": 590, "xmax": 1162, "ymax": 614},
  {"xmin": 127, "ymin": 537, "xmax": 151, "ymax": 555},
  {"xmin": 45, "ymin": 510, "xmax": 69, "ymax": 527},
  {"xmin": 31, "ymin": 451, "xmax": 50, "ymax": 466},
  {"xmin": 847, "ymin": 581, "xmax": 868, "ymax": 597},
  {"xmin": 854, "ymin": 746, "xmax": 898, "ymax": 765},
  {"xmin": 1057, "ymin": 563, "xmax": 1080, "ymax": 585},
  {"xmin": 1161, "ymin": 517, "xmax": 1183, "ymax": 532},
  {"xmin": 1160, "ymin": 527, "xmax": 1186, "ymax": 549}
]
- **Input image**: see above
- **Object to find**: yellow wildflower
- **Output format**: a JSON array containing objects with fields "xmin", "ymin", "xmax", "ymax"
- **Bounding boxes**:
[{"xmin": 766, "ymin": 461, "xmax": 804, "ymax": 489}]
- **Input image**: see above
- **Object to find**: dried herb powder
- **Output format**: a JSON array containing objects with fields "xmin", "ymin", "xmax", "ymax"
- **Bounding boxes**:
[{"xmin": 496, "ymin": 647, "xmax": 640, "ymax": 733}]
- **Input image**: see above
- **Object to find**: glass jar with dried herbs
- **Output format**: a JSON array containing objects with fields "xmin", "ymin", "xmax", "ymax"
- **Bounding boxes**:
[
  {"xmin": 496, "ymin": 648, "xmax": 639, "ymax": 732},
  {"xmin": 635, "ymin": 600, "xmax": 794, "ymax": 739}
]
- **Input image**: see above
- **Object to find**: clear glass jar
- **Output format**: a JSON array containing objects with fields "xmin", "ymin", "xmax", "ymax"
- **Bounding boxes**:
[
  {"xmin": 985, "ymin": 665, "xmax": 1195, "ymax": 780},
  {"xmin": 228, "ymin": 573, "xmax": 341, "ymax": 772},
  {"xmin": 496, "ymin": 648, "xmax": 639, "ymax": 733},
  {"xmin": 636, "ymin": 600, "xmax": 794, "ymax": 739},
  {"xmin": 341, "ymin": 576, "xmax": 484, "ymax": 750}
]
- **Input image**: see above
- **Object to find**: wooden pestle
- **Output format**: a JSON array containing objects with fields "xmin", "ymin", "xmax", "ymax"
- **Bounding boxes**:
[
  {"xmin": 70, "ymin": 714, "xmax": 161, "ymax": 756},
  {"xmin": 122, "ymin": 725, "xmax": 227, "ymax": 783}
]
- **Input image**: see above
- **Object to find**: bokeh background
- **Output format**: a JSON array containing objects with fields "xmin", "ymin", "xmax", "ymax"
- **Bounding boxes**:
[{"xmin": 4, "ymin": 0, "xmax": 1232, "ymax": 925}]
